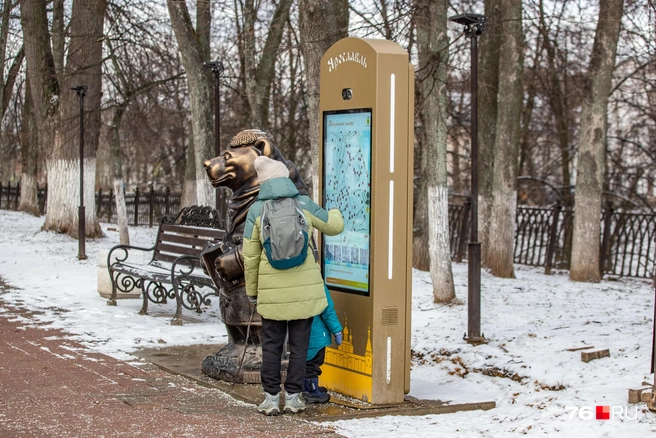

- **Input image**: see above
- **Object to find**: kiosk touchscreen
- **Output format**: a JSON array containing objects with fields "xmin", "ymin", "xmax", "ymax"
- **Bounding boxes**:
[
  {"xmin": 322, "ymin": 109, "xmax": 372, "ymax": 296},
  {"xmin": 318, "ymin": 38, "xmax": 414, "ymax": 404}
]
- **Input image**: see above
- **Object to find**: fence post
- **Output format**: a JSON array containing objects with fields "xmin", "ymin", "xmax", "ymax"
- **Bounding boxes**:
[
  {"xmin": 599, "ymin": 201, "xmax": 614, "ymax": 276},
  {"xmin": 96, "ymin": 188, "xmax": 102, "ymax": 217},
  {"xmin": 40, "ymin": 184, "xmax": 47, "ymax": 215},
  {"xmin": 134, "ymin": 187, "xmax": 140, "ymax": 226},
  {"xmin": 149, "ymin": 186, "xmax": 154, "ymax": 228},
  {"xmin": 14, "ymin": 183, "xmax": 20, "ymax": 210},
  {"xmin": 165, "ymin": 186, "xmax": 171, "ymax": 216},
  {"xmin": 455, "ymin": 198, "xmax": 471, "ymax": 262},
  {"xmin": 544, "ymin": 202, "xmax": 562, "ymax": 275},
  {"xmin": 108, "ymin": 189, "xmax": 114, "ymax": 222},
  {"xmin": 6, "ymin": 181, "xmax": 10, "ymax": 208}
]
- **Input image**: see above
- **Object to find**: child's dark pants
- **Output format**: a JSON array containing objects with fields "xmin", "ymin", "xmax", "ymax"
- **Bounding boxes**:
[{"xmin": 305, "ymin": 347, "xmax": 326, "ymax": 379}]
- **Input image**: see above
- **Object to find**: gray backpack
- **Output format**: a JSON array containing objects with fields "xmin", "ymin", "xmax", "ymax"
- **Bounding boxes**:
[{"xmin": 260, "ymin": 197, "xmax": 309, "ymax": 269}]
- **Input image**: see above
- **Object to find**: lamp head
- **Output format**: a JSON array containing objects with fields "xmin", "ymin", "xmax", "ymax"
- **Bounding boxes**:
[
  {"xmin": 203, "ymin": 60, "xmax": 225, "ymax": 76},
  {"xmin": 448, "ymin": 13, "xmax": 487, "ymax": 35},
  {"xmin": 70, "ymin": 85, "xmax": 88, "ymax": 93}
]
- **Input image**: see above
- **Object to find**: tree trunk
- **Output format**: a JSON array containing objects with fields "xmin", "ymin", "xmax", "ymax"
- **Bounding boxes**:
[
  {"xmin": 486, "ymin": 0, "xmax": 524, "ymax": 278},
  {"xmin": 113, "ymin": 178, "xmax": 130, "ymax": 244},
  {"xmin": 19, "ymin": 75, "xmax": 40, "ymax": 216},
  {"xmin": 167, "ymin": 0, "xmax": 215, "ymax": 207},
  {"xmin": 413, "ymin": 124, "xmax": 430, "ymax": 271},
  {"xmin": 19, "ymin": 0, "xmax": 59, "ymax": 221},
  {"xmin": 570, "ymin": 0, "xmax": 624, "ymax": 282},
  {"xmin": 299, "ymin": 0, "xmax": 349, "ymax": 199},
  {"xmin": 415, "ymin": 0, "xmax": 455, "ymax": 302},
  {"xmin": 51, "ymin": 0, "xmax": 65, "ymax": 76},
  {"xmin": 181, "ymin": 119, "xmax": 197, "ymax": 208},
  {"xmin": 43, "ymin": 0, "xmax": 105, "ymax": 238},
  {"xmin": 109, "ymin": 105, "xmax": 130, "ymax": 245},
  {"xmin": 478, "ymin": 0, "xmax": 501, "ymax": 268}
]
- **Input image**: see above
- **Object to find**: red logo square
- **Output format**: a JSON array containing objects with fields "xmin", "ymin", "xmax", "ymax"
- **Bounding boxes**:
[{"xmin": 596, "ymin": 405, "xmax": 610, "ymax": 420}]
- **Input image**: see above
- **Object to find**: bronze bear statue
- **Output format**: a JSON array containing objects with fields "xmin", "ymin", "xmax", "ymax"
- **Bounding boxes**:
[{"xmin": 201, "ymin": 129, "xmax": 308, "ymax": 382}]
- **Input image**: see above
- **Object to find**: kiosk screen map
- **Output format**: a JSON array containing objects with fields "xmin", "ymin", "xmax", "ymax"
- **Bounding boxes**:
[{"xmin": 322, "ymin": 109, "xmax": 372, "ymax": 295}]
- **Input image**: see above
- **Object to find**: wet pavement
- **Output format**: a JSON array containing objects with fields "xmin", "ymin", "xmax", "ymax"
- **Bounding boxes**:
[
  {"xmin": 134, "ymin": 343, "xmax": 495, "ymax": 422},
  {"xmin": 0, "ymin": 275, "xmax": 494, "ymax": 437},
  {"xmin": 0, "ymin": 301, "xmax": 341, "ymax": 437}
]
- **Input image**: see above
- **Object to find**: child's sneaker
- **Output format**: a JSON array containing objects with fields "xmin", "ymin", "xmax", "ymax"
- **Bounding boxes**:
[
  {"xmin": 257, "ymin": 392, "xmax": 281, "ymax": 416},
  {"xmin": 283, "ymin": 391, "xmax": 306, "ymax": 413}
]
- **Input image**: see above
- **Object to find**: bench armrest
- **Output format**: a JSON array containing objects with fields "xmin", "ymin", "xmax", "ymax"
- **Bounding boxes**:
[
  {"xmin": 107, "ymin": 243, "xmax": 156, "ymax": 267},
  {"xmin": 171, "ymin": 254, "xmax": 199, "ymax": 277}
]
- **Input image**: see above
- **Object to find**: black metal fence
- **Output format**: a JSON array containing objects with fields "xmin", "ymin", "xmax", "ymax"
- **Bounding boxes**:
[
  {"xmin": 0, "ymin": 182, "xmax": 181, "ymax": 228},
  {"xmin": 0, "ymin": 182, "xmax": 48, "ymax": 213},
  {"xmin": 448, "ymin": 200, "xmax": 655, "ymax": 279},
  {"xmin": 2, "ymin": 181, "xmax": 654, "ymax": 279},
  {"xmin": 95, "ymin": 187, "xmax": 182, "ymax": 227}
]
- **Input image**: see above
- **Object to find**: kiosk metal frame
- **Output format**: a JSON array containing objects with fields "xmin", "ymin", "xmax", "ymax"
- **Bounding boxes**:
[{"xmin": 318, "ymin": 38, "xmax": 414, "ymax": 404}]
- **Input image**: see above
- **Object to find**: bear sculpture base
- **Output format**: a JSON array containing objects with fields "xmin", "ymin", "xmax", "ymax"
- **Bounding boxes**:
[{"xmin": 201, "ymin": 343, "xmax": 263, "ymax": 384}]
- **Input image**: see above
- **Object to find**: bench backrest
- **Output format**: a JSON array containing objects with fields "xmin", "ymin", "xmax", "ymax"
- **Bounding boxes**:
[
  {"xmin": 151, "ymin": 205, "xmax": 225, "ymax": 268},
  {"xmin": 153, "ymin": 224, "xmax": 225, "ymax": 267}
]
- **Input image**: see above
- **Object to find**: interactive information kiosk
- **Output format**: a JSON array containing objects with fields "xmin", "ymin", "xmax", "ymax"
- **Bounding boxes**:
[{"xmin": 319, "ymin": 38, "xmax": 414, "ymax": 404}]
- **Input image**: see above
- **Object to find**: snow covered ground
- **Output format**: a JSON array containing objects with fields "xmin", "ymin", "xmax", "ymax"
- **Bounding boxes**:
[{"xmin": 0, "ymin": 209, "xmax": 655, "ymax": 437}]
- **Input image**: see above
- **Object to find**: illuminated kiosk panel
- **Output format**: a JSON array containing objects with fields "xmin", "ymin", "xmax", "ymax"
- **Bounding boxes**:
[
  {"xmin": 322, "ymin": 108, "xmax": 372, "ymax": 296},
  {"xmin": 318, "ymin": 37, "xmax": 413, "ymax": 404}
]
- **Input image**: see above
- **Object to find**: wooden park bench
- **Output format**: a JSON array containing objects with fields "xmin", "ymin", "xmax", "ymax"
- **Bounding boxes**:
[{"xmin": 107, "ymin": 205, "xmax": 225, "ymax": 325}]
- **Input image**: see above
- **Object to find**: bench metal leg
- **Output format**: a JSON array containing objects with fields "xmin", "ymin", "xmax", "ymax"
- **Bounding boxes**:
[
  {"xmin": 171, "ymin": 279, "xmax": 183, "ymax": 326},
  {"xmin": 138, "ymin": 282, "xmax": 149, "ymax": 315},
  {"xmin": 107, "ymin": 269, "xmax": 118, "ymax": 306}
]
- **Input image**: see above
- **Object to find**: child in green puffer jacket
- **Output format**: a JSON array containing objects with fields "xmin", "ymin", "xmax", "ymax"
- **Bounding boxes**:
[{"xmin": 303, "ymin": 285, "xmax": 343, "ymax": 404}]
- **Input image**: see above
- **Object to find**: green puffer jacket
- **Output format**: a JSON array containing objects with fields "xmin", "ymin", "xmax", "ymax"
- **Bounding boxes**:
[{"xmin": 243, "ymin": 177, "xmax": 344, "ymax": 321}]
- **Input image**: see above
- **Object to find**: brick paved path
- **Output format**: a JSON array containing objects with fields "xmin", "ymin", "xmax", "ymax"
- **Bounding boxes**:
[{"xmin": 0, "ymin": 301, "xmax": 340, "ymax": 438}]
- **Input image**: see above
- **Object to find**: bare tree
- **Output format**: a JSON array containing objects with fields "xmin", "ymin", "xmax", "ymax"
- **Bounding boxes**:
[
  {"xmin": 18, "ymin": 0, "xmax": 58, "ymax": 228},
  {"xmin": 486, "ymin": 0, "xmax": 524, "ymax": 278},
  {"xmin": 240, "ymin": 0, "xmax": 293, "ymax": 131},
  {"xmin": 104, "ymin": 4, "xmax": 186, "ymax": 243},
  {"xmin": 1, "ymin": 1, "xmax": 31, "ymax": 212},
  {"xmin": 299, "ymin": 0, "xmax": 349, "ymax": 198},
  {"xmin": 21, "ymin": 0, "xmax": 106, "ymax": 236},
  {"xmin": 167, "ymin": 0, "xmax": 215, "ymax": 206},
  {"xmin": 19, "ymin": 76, "xmax": 39, "ymax": 215},
  {"xmin": 415, "ymin": 0, "xmax": 455, "ymax": 302},
  {"xmin": 478, "ymin": 0, "xmax": 501, "ymax": 268},
  {"xmin": 570, "ymin": 0, "xmax": 624, "ymax": 282}
]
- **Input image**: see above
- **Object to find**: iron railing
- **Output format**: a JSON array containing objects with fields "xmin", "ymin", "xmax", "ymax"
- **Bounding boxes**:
[
  {"xmin": 448, "ymin": 200, "xmax": 655, "ymax": 279},
  {"xmin": 0, "ymin": 182, "xmax": 182, "ymax": 228}
]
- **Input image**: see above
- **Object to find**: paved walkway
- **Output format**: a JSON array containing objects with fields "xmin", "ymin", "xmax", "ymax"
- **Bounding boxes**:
[{"xmin": 0, "ymin": 300, "xmax": 340, "ymax": 438}]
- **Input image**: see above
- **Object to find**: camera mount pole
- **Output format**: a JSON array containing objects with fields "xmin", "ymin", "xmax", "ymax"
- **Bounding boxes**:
[
  {"xmin": 203, "ymin": 60, "xmax": 225, "ymax": 214},
  {"xmin": 449, "ymin": 13, "xmax": 487, "ymax": 345}
]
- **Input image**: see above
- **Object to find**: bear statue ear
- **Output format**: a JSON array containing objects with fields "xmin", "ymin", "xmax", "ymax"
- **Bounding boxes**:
[{"xmin": 253, "ymin": 138, "xmax": 273, "ymax": 157}]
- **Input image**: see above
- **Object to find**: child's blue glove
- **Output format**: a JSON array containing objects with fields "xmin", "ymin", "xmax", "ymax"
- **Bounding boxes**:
[
  {"xmin": 334, "ymin": 332, "xmax": 343, "ymax": 346},
  {"xmin": 247, "ymin": 296, "xmax": 257, "ymax": 306}
]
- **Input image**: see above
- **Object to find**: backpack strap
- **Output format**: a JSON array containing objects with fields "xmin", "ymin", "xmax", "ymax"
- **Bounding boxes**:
[
  {"xmin": 260, "ymin": 200, "xmax": 271, "ymax": 234},
  {"xmin": 309, "ymin": 235, "xmax": 319, "ymax": 263}
]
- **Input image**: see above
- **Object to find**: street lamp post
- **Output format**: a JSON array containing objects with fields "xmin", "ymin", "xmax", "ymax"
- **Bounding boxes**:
[
  {"xmin": 448, "ymin": 13, "xmax": 487, "ymax": 345},
  {"xmin": 71, "ymin": 85, "xmax": 88, "ymax": 260},
  {"xmin": 203, "ymin": 60, "xmax": 225, "ymax": 214}
]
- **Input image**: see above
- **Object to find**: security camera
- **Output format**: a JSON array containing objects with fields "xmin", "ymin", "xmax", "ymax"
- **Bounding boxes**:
[{"xmin": 341, "ymin": 88, "xmax": 353, "ymax": 100}]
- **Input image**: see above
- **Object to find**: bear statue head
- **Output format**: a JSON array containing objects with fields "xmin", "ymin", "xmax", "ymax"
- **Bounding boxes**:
[{"xmin": 203, "ymin": 129, "xmax": 308, "ymax": 197}]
